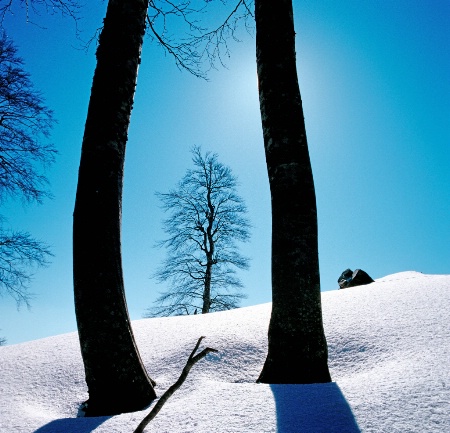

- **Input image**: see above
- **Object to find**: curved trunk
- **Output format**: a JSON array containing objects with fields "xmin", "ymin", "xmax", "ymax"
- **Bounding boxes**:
[
  {"xmin": 73, "ymin": 0, "xmax": 156, "ymax": 416},
  {"xmin": 255, "ymin": 0, "xmax": 331, "ymax": 384}
]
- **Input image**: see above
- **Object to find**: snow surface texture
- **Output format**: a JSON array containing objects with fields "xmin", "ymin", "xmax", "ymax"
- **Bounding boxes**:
[{"xmin": 1, "ymin": 271, "xmax": 449, "ymax": 432}]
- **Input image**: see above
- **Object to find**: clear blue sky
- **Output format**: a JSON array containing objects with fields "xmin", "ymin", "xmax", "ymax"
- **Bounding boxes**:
[{"xmin": 1, "ymin": 0, "xmax": 449, "ymax": 345}]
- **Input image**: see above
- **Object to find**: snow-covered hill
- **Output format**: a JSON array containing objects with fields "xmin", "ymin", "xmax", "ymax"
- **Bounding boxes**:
[{"xmin": 1, "ymin": 271, "xmax": 449, "ymax": 432}]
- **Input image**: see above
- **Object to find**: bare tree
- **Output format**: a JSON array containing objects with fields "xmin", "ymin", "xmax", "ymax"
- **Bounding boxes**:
[
  {"xmin": 0, "ymin": 0, "xmax": 253, "ymax": 416},
  {"xmin": 254, "ymin": 0, "xmax": 331, "ymax": 384},
  {"xmin": 146, "ymin": 146, "xmax": 250, "ymax": 317},
  {"xmin": 0, "ymin": 34, "xmax": 55, "ymax": 204},
  {"xmin": 73, "ymin": 0, "xmax": 157, "ymax": 416},
  {"xmin": 72, "ymin": 0, "xmax": 256, "ymax": 416},
  {"xmin": 0, "ymin": 34, "xmax": 54, "ymax": 307}
]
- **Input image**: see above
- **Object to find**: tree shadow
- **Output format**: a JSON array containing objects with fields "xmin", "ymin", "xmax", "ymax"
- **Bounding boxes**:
[
  {"xmin": 32, "ymin": 416, "xmax": 110, "ymax": 433},
  {"xmin": 270, "ymin": 382, "xmax": 360, "ymax": 433}
]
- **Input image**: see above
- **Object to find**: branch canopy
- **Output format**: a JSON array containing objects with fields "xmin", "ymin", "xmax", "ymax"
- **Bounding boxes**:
[
  {"xmin": 147, "ymin": 146, "xmax": 251, "ymax": 317},
  {"xmin": 0, "ymin": 34, "xmax": 54, "ymax": 307},
  {"xmin": 0, "ymin": 34, "xmax": 56, "ymax": 204}
]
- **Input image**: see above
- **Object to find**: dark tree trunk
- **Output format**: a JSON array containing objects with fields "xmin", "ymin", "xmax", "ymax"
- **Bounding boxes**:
[
  {"xmin": 202, "ymin": 256, "xmax": 212, "ymax": 314},
  {"xmin": 255, "ymin": 0, "xmax": 331, "ymax": 384},
  {"xmin": 73, "ymin": 0, "xmax": 156, "ymax": 416},
  {"xmin": 202, "ymin": 190, "xmax": 215, "ymax": 314}
]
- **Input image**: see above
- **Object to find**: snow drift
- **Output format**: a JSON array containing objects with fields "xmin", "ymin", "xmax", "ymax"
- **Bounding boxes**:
[{"xmin": 1, "ymin": 271, "xmax": 449, "ymax": 432}]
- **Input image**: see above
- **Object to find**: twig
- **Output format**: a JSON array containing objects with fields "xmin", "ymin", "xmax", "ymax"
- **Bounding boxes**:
[{"xmin": 133, "ymin": 336, "xmax": 218, "ymax": 433}]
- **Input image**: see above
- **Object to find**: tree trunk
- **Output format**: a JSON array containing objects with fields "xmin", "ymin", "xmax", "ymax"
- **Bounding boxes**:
[
  {"xmin": 255, "ymin": 0, "xmax": 331, "ymax": 384},
  {"xmin": 202, "ymin": 192, "xmax": 215, "ymax": 314},
  {"xmin": 73, "ymin": 0, "xmax": 156, "ymax": 416},
  {"xmin": 202, "ymin": 257, "xmax": 212, "ymax": 314}
]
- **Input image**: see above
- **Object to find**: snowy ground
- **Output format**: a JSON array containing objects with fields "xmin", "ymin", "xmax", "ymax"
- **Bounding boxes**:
[{"xmin": 1, "ymin": 271, "xmax": 449, "ymax": 432}]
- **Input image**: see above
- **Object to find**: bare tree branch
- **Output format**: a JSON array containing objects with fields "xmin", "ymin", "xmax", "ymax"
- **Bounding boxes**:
[
  {"xmin": 0, "ymin": 0, "xmax": 80, "ymax": 20},
  {"xmin": 0, "ymin": 229, "xmax": 52, "ymax": 307},
  {"xmin": 0, "ymin": 33, "xmax": 56, "ymax": 204},
  {"xmin": 0, "ymin": 34, "xmax": 54, "ymax": 307},
  {"xmin": 146, "ymin": 146, "xmax": 250, "ymax": 317},
  {"xmin": 0, "ymin": 0, "xmax": 82, "ymax": 34},
  {"xmin": 133, "ymin": 336, "xmax": 218, "ymax": 433},
  {"xmin": 146, "ymin": 0, "xmax": 255, "ymax": 79},
  {"xmin": 2, "ymin": 1, "xmax": 254, "ymax": 78}
]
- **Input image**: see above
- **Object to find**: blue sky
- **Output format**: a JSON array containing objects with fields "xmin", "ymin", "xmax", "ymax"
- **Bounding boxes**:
[{"xmin": 1, "ymin": 0, "xmax": 449, "ymax": 344}]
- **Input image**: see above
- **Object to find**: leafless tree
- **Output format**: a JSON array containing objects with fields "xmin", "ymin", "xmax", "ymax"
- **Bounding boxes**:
[
  {"xmin": 1, "ymin": 0, "xmax": 253, "ymax": 415},
  {"xmin": 0, "ymin": 34, "xmax": 55, "ymax": 204},
  {"xmin": 254, "ymin": 0, "xmax": 331, "ymax": 384},
  {"xmin": 0, "ymin": 34, "xmax": 54, "ymax": 307},
  {"xmin": 72, "ymin": 0, "xmax": 254, "ymax": 416},
  {"xmin": 146, "ymin": 146, "xmax": 250, "ymax": 317}
]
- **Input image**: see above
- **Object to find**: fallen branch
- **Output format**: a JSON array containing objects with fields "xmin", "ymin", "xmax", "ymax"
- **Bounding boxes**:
[{"xmin": 133, "ymin": 336, "xmax": 218, "ymax": 433}]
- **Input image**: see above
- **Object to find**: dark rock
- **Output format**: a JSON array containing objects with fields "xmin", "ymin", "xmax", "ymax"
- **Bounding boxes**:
[
  {"xmin": 338, "ymin": 268, "xmax": 374, "ymax": 289},
  {"xmin": 338, "ymin": 268, "xmax": 354, "ymax": 289}
]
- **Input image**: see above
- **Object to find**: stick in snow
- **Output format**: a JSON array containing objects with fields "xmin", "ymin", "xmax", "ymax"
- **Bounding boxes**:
[{"xmin": 133, "ymin": 336, "xmax": 218, "ymax": 433}]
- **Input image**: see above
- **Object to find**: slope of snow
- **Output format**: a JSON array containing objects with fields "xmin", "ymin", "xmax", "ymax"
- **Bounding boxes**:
[{"xmin": 1, "ymin": 271, "xmax": 449, "ymax": 432}]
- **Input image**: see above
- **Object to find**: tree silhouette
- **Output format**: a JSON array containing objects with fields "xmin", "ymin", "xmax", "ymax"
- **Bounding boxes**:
[
  {"xmin": 0, "ymin": 34, "xmax": 54, "ymax": 308},
  {"xmin": 255, "ymin": 0, "xmax": 331, "ymax": 384},
  {"xmin": 2, "ymin": 0, "xmax": 254, "ymax": 416},
  {"xmin": 73, "ymin": 0, "xmax": 158, "ymax": 416},
  {"xmin": 146, "ymin": 146, "xmax": 250, "ymax": 317}
]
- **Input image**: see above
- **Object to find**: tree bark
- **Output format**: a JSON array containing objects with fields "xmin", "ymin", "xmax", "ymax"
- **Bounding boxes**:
[
  {"xmin": 73, "ymin": 0, "xmax": 156, "ymax": 416},
  {"xmin": 255, "ymin": 0, "xmax": 331, "ymax": 384}
]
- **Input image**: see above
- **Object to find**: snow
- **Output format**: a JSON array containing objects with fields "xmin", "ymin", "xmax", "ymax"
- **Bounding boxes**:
[{"xmin": 1, "ymin": 271, "xmax": 449, "ymax": 432}]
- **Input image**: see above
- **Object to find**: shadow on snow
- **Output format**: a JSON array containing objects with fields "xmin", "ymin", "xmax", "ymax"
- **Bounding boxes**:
[
  {"xmin": 32, "ymin": 416, "xmax": 110, "ymax": 433},
  {"xmin": 270, "ymin": 382, "xmax": 360, "ymax": 433}
]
